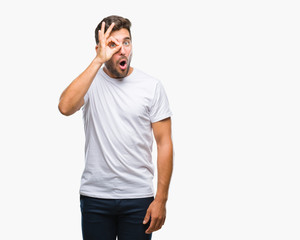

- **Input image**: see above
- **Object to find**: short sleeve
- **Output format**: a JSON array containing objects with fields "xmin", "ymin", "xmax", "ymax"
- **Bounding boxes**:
[
  {"xmin": 81, "ymin": 89, "xmax": 90, "ymax": 111},
  {"xmin": 149, "ymin": 81, "xmax": 172, "ymax": 123},
  {"xmin": 84, "ymin": 91, "xmax": 89, "ymax": 105}
]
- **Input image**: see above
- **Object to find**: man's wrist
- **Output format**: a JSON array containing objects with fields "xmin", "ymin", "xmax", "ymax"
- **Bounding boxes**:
[
  {"xmin": 154, "ymin": 194, "xmax": 168, "ymax": 204},
  {"xmin": 93, "ymin": 56, "xmax": 105, "ymax": 66}
]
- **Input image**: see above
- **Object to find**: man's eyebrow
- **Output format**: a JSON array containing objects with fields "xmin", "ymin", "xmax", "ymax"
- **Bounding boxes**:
[{"xmin": 123, "ymin": 37, "xmax": 131, "ymax": 41}]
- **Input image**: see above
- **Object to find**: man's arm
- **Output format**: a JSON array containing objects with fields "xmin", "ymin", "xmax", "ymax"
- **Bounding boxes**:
[
  {"xmin": 58, "ymin": 58, "xmax": 102, "ymax": 116},
  {"xmin": 58, "ymin": 22, "xmax": 121, "ymax": 116},
  {"xmin": 143, "ymin": 117, "xmax": 173, "ymax": 234}
]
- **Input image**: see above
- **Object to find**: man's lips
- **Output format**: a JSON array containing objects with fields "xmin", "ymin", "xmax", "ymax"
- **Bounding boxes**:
[{"xmin": 118, "ymin": 59, "xmax": 127, "ymax": 70}]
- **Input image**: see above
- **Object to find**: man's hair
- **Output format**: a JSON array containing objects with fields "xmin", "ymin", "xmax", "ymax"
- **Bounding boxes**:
[{"xmin": 95, "ymin": 15, "xmax": 132, "ymax": 45}]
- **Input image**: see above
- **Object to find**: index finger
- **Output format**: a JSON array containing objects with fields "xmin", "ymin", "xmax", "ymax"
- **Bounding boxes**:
[{"xmin": 104, "ymin": 22, "xmax": 115, "ymax": 38}]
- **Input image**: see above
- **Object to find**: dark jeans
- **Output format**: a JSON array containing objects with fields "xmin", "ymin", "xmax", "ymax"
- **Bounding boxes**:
[{"xmin": 80, "ymin": 195, "xmax": 154, "ymax": 240}]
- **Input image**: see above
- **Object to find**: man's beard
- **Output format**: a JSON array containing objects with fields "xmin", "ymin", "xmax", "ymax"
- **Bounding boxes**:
[{"xmin": 105, "ymin": 55, "xmax": 132, "ymax": 79}]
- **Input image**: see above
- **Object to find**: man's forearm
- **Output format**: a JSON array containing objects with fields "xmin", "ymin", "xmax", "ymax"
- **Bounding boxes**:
[
  {"xmin": 155, "ymin": 141, "xmax": 173, "ymax": 202},
  {"xmin": 58, "ymin": 57, "xmax": 103, "ymax": 116},
  {"xmin": 144, "ymin": 141, "xmax": 173, "ymax": 234}
]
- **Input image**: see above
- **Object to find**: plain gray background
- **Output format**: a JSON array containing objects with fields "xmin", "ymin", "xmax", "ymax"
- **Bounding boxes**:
[{"xmin": 0, "ymin": 0, "xmax": 299, "ymax": 239}]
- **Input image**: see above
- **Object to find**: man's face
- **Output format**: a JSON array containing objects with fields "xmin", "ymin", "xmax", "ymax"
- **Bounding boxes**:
[{"xmin": 104, "ymin": 28, "xmax": 133, "ymax": 78}]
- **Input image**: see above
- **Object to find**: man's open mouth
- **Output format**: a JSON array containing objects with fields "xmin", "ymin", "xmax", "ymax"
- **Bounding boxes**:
[{"xmin": 119, "ymin": 59, "xmax": 127, "ymax": 70}]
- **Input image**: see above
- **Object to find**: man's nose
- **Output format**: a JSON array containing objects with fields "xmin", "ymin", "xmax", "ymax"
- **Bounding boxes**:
[{"xmin": 119, "ymin": 45, "xmax": 126, "ymax": 55}]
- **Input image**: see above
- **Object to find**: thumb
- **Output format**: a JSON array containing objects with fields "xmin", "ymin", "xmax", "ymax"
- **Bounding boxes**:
[
  {"xmin": 143, "ymin": 210, "xmax": 151, "ymax": 224},
  {"xmin": 112, "ymin": 44, "xmax": 122, "ymax": 54}
]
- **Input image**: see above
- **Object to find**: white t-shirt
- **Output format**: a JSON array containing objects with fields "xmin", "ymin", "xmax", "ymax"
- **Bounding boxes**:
[{"xmin": 80, "ymin": 67, "xmax": 172, "ymax": 199}]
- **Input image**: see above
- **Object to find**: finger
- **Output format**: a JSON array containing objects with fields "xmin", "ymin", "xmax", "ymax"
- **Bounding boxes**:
[
  {"xmin": 107, "ymin": 38, "xmax": 121, "ymax": 55},
  {"xmin": 100, "ymin": 21, "xmax": 105, "ymax": 36},
  {"xmin": 143, "ymin": 210, "xmax": 151, "ymax": 225},
  {"xmin": 107, "ymin": 37, "xmax": 121, "ymax": 50},
  {"xmin": 99, "ymin": 22, "xmax": 105, "ymax": 40},
  {"xmin": 154, "ymin": 217, "xmax": 165, "ymax": 231},
  {"xmin": 145, "ymin": 218, "xmax": 157, "ymax": 234},
  {"xmin": 104, "ymin": 22, "xmax": 115, "ymax": 38},
  {"xmin": 98, "ymin": 22, "xmax": 106, "ymax": 46},
  {"xmin": 98, "ymin": 30, "xmax": 103, "ymax": 46},
  {"xmin": 106, "ymin": 36, "xmax": 120, "ymax": 47},
  {"xmin": 148, "ymin": 215, "xmax": 165, "ymax": 234},
  {"xmin": 162, "ymin": 216, "xmax": 166, "ymax": 226}
]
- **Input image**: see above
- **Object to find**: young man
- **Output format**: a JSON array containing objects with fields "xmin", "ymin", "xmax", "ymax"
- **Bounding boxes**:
[{"xmin": 58, "ymin": 15, "xmax": 173, "ymax": 240}]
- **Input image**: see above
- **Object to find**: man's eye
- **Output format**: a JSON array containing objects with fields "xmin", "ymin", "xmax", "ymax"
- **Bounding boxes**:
[
  {"xmin": 123, "ymin": 41, "xmax": 130, "ymax": 46},
  {"xmin": 110, "ymin": 43, "xmax": 116, "ymax": 48}
]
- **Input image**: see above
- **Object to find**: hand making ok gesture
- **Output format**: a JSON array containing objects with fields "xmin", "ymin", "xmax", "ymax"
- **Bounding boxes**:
[{"xmin": 96, "ymin": 22, "xmax": 122, "ymax": 64}]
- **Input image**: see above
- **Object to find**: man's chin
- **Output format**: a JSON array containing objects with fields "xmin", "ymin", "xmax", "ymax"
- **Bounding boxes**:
[
  {"xmin": 116, "ymin": 65, "xmax": 131, "ymax": 78},
  {"xmin": 104, "ymin": 62, "xmax": 131, "ymax": 79},
  {"xmin": 114, "ymin": 69, "xmax": 127, "ymax": 79}
]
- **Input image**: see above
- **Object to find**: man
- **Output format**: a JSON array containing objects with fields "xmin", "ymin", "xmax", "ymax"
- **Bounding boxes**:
[{"xmin": 58, "ymin": 15, "xmax": 173, "ymax": 240}]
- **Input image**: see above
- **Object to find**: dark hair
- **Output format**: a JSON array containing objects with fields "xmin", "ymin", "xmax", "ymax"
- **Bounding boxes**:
[{"xmin": 95, "ymin": 15, "xmax": 132, "ymax": 45}]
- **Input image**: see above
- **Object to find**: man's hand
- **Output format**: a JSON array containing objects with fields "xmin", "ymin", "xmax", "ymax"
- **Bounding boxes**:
[
  {"xmin": 96, "ymin": 22, "xmax": 121, "ymax": 63},
  {"xmin": 143, "ymin": 199, "xmax": 166, "ymax": 234}
]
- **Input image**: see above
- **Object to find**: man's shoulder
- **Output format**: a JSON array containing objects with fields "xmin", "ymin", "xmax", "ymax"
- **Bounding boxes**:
[{"xmin": 133, "ymin": 68, "xmax": 160, "ymax": 84}]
